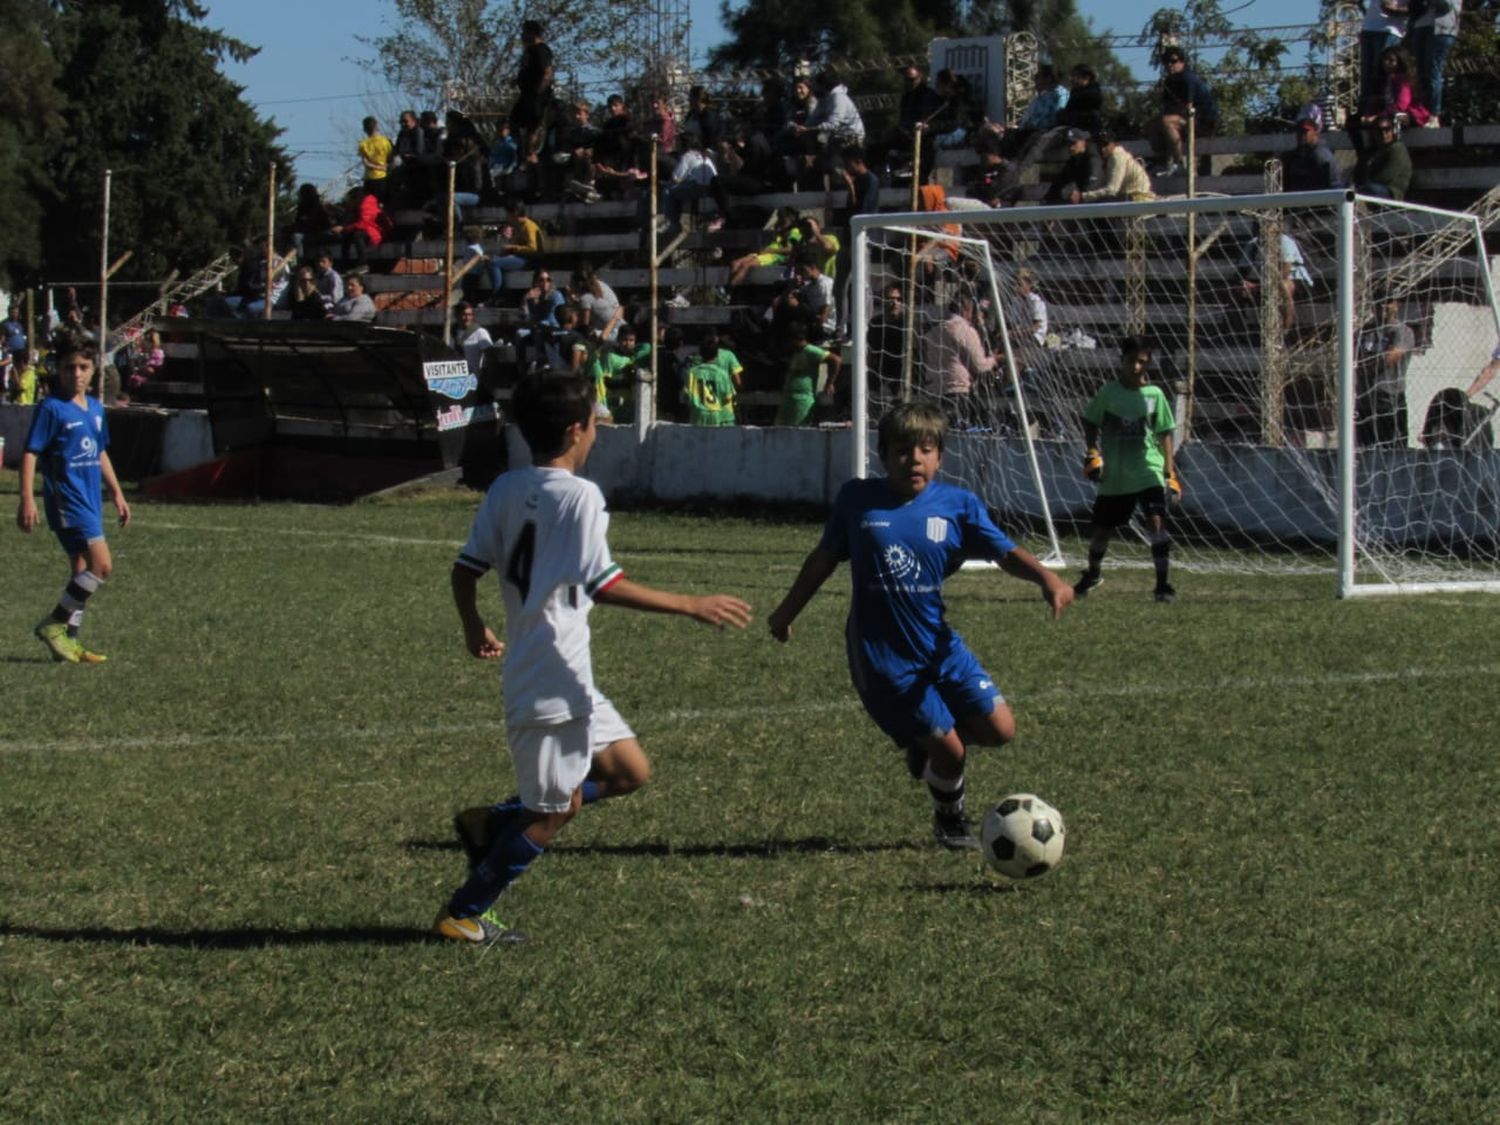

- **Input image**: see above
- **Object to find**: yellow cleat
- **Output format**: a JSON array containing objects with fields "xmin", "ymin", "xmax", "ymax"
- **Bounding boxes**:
[
  {"xmin": 432, "ymin": 907, "xmax": 527, "ymax": 946},
  {"xmin": 34, "ymin": 621, "xmax": 81, "ymax": 664},
  {"xmin": 76, "ymin": 647, "xmax": 108, "ymax": 664}
]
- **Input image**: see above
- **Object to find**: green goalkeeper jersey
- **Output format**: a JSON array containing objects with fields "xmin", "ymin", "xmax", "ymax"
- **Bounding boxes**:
[{"xmin": 1083, "ymin": 379, "xmax": 1175, "ymax": 495}]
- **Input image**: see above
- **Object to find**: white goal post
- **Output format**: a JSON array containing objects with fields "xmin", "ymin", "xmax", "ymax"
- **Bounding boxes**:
[{"xmin": 849, "ymin": 190, "xmax": 1500, "ymax": 598}]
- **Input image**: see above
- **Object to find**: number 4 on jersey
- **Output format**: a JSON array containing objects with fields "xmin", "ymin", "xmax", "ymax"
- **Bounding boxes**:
[{"xmin": 505, "ymin": 521, "xmax": 536, "ymax": 602}]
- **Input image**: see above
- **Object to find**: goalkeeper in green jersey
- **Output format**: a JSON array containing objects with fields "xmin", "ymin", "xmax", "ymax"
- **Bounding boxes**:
[{"xmin": 1073, "ymin": 336, "xmax": 1181, "ymax": 603}]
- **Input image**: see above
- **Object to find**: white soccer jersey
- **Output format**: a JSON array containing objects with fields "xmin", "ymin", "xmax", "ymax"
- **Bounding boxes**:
[{"xmin": 456, "ymin": 466, "xmax": 624, "ymax": 726}]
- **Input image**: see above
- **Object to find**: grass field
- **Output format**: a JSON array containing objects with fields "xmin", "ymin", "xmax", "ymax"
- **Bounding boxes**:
[{"xmin": 3, "ymin": 481, "xmax": 1499, "ymax": 1121}]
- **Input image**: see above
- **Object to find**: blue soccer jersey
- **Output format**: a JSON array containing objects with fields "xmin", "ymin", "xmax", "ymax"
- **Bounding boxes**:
[
  {"xmin": 820, "ymin": 478, "xmax": 1016, "ymax": 694},
  {"xmin": 24, "ymin": 395, "xmax": 108, "ymax": 535}
]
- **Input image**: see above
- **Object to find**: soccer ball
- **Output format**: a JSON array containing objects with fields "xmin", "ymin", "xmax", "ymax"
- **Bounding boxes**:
[{"xmin": 981, "ymin": 794, "xmax": 1066, "ymax": 879}]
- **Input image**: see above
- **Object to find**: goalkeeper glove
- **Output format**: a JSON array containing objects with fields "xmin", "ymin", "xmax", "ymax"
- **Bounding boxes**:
[
  {"xmin": 1083, "ymin": 447, "xmax": 1104, "ymax": 482},
  {"xmin": 1165, "ymin": 472, "xmax": 1183, "ymax": 504}
]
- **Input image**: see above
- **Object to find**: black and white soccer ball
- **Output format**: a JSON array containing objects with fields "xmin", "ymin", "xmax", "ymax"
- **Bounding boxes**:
[{"xmin": 981, "ymin": 794, "xmax": 1066, "ymax": 879}]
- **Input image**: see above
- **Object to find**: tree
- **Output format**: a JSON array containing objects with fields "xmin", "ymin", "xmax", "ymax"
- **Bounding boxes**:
[
  {"xmin": 358, "ymin": 0, "xmax": 655, "ymax": 121},
  {"xmin": 0, "ymin": 0, "xmax": 62, "ymax": 291},
  {"xmin": 709, "ymin": 0, "xmax": 959, "ymax": 72}
]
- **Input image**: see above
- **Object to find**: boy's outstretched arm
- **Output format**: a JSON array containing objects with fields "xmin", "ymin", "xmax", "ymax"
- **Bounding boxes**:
[
  {"xmin": 1000, "ymin": 546, "xmax": 1074, "ymax": 620},
  {"xmin": 595, "ymin": 577, "xmax": 752, "ymax": 630},
  {"xmin": 451, "ymin": 563, "xmax": 504, "ymax": 659},
  {"xmin": 767, "ymin": 546, "xmax": 839, "ymax": 642}
]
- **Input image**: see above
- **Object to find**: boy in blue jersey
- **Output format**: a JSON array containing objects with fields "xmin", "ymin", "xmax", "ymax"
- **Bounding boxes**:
[
  {"xmin": 767, "ymin": 401, "xmax": 1072, "ymax": 849},
  {"xmin": 16, "ymin": 334, "xmax": 131, "ymax": 663},
  {"xmin": 1074, "ymin": 336, "xmax": 1180, "ymax": 603}
]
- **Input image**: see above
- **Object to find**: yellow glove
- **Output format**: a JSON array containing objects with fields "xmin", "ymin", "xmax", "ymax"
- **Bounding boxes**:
[
  {"xmin": 1166, "ymin": 473, "xmax": 1183, "ymax": 504},
  {"xmin": 1083, "ymin": 447, "xmax": 1104, "ymax": 482}
]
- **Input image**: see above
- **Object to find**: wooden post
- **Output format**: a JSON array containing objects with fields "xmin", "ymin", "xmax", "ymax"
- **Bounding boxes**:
[
  {"xmin": 644, "ymin": 133, "xmax": 659, "ymax": 438},
  {"xmin": 442, "ymin": 161, "xmax": 456, "ymax": 348},
  {"xmin": 98, "ymin": 168, "xmax": 111, "ymax": 397},
  {"xmin": 263, "ymin": 162, "xmax": 276, "ymax": 320},
  {"xmin": 900, "ymin": 125, "xmax": 924, "ymax": 403}
]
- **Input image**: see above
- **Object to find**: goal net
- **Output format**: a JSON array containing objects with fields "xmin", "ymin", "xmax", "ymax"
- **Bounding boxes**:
[{"xmin": 849, "ymin": 191, "xmax": 1500, "ymax": 597}]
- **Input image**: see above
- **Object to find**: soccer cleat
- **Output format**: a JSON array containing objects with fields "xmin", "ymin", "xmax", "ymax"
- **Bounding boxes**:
[
  {"xmin": 432, "ymin": 906, "xmax": 528, "ymax": 946},
  {"xmin": 932, "ymin": 810, "xmax": 981, "ymax": 851},
  {"xmin": 1072, "ymin": 572, "xmax": 1103, "ymax": 598},
  {"xmin": 76, "ymin": 646, "xmax": 108, "ymax": 664},
  {"xmin": 35, "ymin": 621, "xmax": 81, "ymax": 664},
  {"xmin": 1154, "ymin": 583, "xmax": 1178, "ymax": 604}
]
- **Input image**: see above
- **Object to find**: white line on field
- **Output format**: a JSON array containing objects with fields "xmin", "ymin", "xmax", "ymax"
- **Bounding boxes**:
[{"xmin": 1, "ymin": 662, "xmax": 1493, "ymax": 757}]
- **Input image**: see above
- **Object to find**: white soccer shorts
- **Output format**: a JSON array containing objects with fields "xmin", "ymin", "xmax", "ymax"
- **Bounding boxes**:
[{"xmin": 508, "ymin": 692, "xmax": 635, "ymax": 814}]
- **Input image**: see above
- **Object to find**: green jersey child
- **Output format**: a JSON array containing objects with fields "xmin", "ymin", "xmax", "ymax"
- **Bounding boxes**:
[
  {"xmin": 775, "ymin": 322, "xmax": 841, "ymax": 427},
  {"xmin": 1074, "ymin": 336, "xmax": 1181, "ymax": 603}
]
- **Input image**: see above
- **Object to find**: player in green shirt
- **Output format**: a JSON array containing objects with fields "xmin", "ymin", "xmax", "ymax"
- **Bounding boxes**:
[
  {"xmin": 775, "ymin": 322, "xmax": 841, "ymax": 427},
  {"xmin": 585, "ymin": 324, "xmax": 649, "ymax": 424},
  {"xmin": 684, "ymin": 358, "xmax": 737, "ymax": 426},
  {"xmin": 1074, "ymin": 336, "xmax": 1182, "ymax": 603}
]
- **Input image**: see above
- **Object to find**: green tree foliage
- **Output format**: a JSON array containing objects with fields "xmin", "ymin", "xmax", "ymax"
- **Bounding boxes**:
[
  {"xmin": 0, "ymin": 0, "xmax": 63, "ymax": 290},
  {"xmin": 1444, "ymin": 0, "xmax": 1500, "ymax": 125},
  {"xmin": 0, "ymin": 2, "xmax": 287, "ymax": 296},
  {"xmin": 709, "ymin": 0, "xmax": 959, "ymax": 72},
  {"xmin": 40, "ymin": 0, "xmax": 288, "ymax": 292},
  {"xmin": 359, "ymin": 0, "xmax": 654, "ymax": 117}
]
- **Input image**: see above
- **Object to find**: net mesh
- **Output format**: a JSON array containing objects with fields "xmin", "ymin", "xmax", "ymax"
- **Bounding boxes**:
[{"xmin": 855, "ymin": 194, "xmax": 1500, "ymax": 592}]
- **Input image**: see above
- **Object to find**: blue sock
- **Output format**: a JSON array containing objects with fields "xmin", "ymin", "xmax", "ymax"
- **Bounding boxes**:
[
  {"xmin": 579, "ymin": 779, "xmax": 603, "ymax": 805},
  {"xmin": 448, "ymin": 821, "xmax": 544, "ymax": 919}
]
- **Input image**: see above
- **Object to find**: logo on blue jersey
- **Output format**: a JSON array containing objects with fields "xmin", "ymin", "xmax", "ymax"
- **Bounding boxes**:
[
  {"xmin": 926, "ymin": 516, "xmax": 948, "ymax": 543},
  {"xmin": 883, "ymin": 543, "xmax": 919, "ymax": 581}
]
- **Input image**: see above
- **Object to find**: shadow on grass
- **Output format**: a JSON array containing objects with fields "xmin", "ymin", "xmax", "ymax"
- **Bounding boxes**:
[
  {"xmin": 406, "ymin": 836, "xmax": 925, "ymax": 859},
  {"xmin": 0, "ymin": 922, "xmax": 436, "ymax": 949},
  {"xmin": 910, "ymin": 880, "xmax": 1017, "ymax": 895}
]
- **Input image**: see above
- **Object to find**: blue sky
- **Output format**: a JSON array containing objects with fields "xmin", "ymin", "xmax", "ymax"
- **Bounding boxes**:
[{"xmin": 204, "ymin": 0, "xmax": 1309, "ymax": 187}]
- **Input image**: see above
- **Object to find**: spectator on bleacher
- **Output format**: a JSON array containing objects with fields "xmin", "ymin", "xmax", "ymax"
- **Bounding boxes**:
[
  {"xmin": 966, "ymin": 147, "xmax": 1022, "ymax": 207},
  {"xmin": 1361, "ymin": 46, "xmax": 1430, "ymax": 126},
  {"xmin": 312, "ymin": 252, "xmax": 344, "ymax": 307},
  {"xmin": 775, "ymin": 319, "xmax": 840, "ymax": 426},
  {"xmin": 587, "ymin": 322, "xmax": 650, "ymax": 424},
  {"xmin": 998, "ymin": 65, "xmax": 1069, "ymax": 161},
  {"xmin": 1408, "ymin": 0, "xmax": 1460, "ymax": 126},
  {"xmin": 592, "ymin": 95, "xmax": 647, "ymax": 199},
  {"xmin": 514, "ymin": 267, "xmax": 564, "ymax": 369},
  {"xmin": 871, "ymin": 64, "xmax": 942, "ymax": 181},
  {"xmin": 717, "ymin": 117, "xmax": 781, "ymax": 194},
  {"xmin": 569, "ymin": 265, "xmax": 623, "ymax": 341},
  {"xmin": 222, "ymin": 244, "xmax": 268, "ymax": 318},
  {"xmin": 488, "ymin": 121, "xmax": 520, "ymax": 184},
  {"xmin": 931, "ymin": 68, "xmax": 983, "ymax": 150},
  {"xmin": 1361, "ymin": 1, "xmax": 1409, "ymax": 108},
  {"xmin": 511, "ymin": 19, "xmax": 555, "ymax": 165},
  {"xmin": 358, "ymin": 116, "xmax": 393, "ymax": 201},
  {"xmin": 6, "ymin": 347, "xmax": 40, "ymax": 404},
  {"xmin": 1238, "ymin": 231, "xmax": 1313, "ymax": 328},
  {"xmin": 912, "ymin": 183, "xmax": 962, "ymax": 280},
  {"xmin": 455, "ymin": 301, "xmax": 493, "ymax": 377},
  {"xmin": 393, "ymin": 109, "xmax": 434, "ymax": 204},
  {"xmin": 1355, "ymin": 115, "xmax": 1412, "ymax": 199},
  {"xmin": 551, "ymin": 99, "xmax": 601, "ymax": 203},
  {"xmin": 428, "ymin": 109, "xmax": 489, "ymax": 225},
  {"xmin": 1080, "ymin": 132, "xmax": 1154, "ymax": 202},
  {"xmin": 682, "ymin": 85, "xmax": 727, "ymax": 153},
  {"xmin": 1044, "ymin": 129, "xmax": 1102, "ymax": 204},
  {"xmin": 648, "ymin": 94, "xmax": 677, "ymax": 158},
  {"xmin": 1057, "ymin": 64, "xmax": 1105, "ymax": 135},
  {"xmin": 726, "ymin": 206, "xmax": 803, "ymax": 289},
  {"xmin": 1148, "ymin": 47, "xmax": 1219, "ymax": 178},
  {"xmin": 544, "ymin": 304, "xmax": 590, "ymax": 374},
  {"xmin": 291, "ymin": 183, "xmax": 338, "ymax": 261},
  {"xmin": 1356, "ymin": 297, "xmax": 1415, "ymax": 446},
  {"xmin": 472, "ymin": 202, "xmax": 542, "ymax": 305},
  {"xmin": 285, "ymin": 265, "xmax": 332, "ymax": 321},
  {"xmin": 794, "ymin": 71, "xmax": 865, "ymax": 174},
  {"xmin": 867, "ymin": 283, "xmax": 910, "ymax": 404},
  {"xmin": 923, "ymin": 295, "xmax": 997, "ymax": 429},
  {"xmin": 840, "ymin": 148, "xmax": 882, "ymax": 218},
  {"xmin": 331, "ymin": 274, "xmax": 376, "ymax": 322},
  {"xmin": 1284, "ymin": 118, "xmax": 1346, "ymax": 191},
  {"xmin": 3, "ymin": 305, "xmax": 27, "ymax": 354},
  {"xmin": 791, "ymin": 248, "xmax": 838, "ymax": 343},
  {"xmin": 657, "ymin": 135, "xmax": 730, "ymax": 239},
  {"xmin": 331, "ymin": 187, "xmax": 388, "ymax": 270}
]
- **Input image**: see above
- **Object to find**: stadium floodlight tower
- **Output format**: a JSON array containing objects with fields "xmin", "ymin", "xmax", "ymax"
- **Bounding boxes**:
[{"xmin": 850, "ymin": 190, "xmax": 1500, "ymax": 599}]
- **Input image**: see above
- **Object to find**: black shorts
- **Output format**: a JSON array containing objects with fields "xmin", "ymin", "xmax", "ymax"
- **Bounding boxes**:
[{"xmin": 1092, "ymin": 486, "xmax": 1167, "ymax": 528}]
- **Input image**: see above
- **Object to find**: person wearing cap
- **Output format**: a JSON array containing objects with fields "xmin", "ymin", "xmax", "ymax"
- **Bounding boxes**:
[
  {"xmin": 1147, "ymin": 47, "xmax": 1218, "ymax": 177},
  {"xmin": 1043, "ymin": 128, "xmax": 1101, "ymax": 204},
  {"xmin": 1080, "ymin": 132, "xmax": 1154, "ymax": 203},
  {"xmin": 1284, "ymin": 119, "xmax": 1345, "ymax": 192},
  {"xmin": 1355, "ymin": 115, "xmax": 1412, "ymax": 199}
]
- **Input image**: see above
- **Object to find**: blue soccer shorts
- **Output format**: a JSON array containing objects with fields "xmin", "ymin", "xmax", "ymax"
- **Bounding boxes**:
[
  {"xmin": 52, "ymin": 522, "xmax": 104, "ymax": 555},
  {"xmin": 854, "ymin": 640, "xmax": 1004, "ymax": 749}
]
